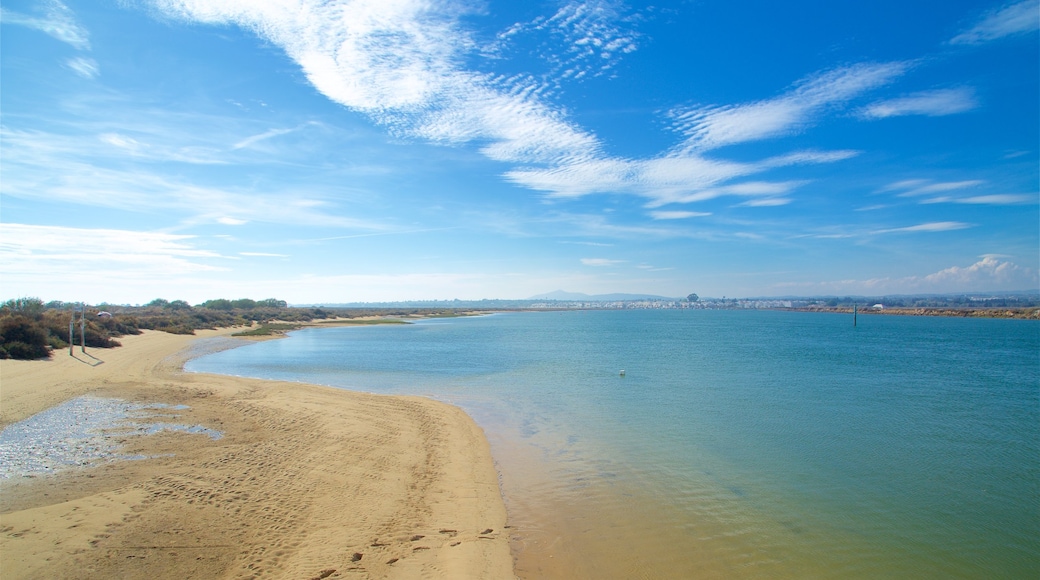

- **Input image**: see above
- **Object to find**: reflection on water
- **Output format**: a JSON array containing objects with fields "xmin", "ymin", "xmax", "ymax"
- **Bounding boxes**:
[{"xmin": 188, "ymin": 310, "xmax": 1040, "ymax": 578}]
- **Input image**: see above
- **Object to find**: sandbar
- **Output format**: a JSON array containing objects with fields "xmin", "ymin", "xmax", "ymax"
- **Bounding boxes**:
[{"xmin": 0, "ymin": 329, "xmax": 514, "ymax": 579}]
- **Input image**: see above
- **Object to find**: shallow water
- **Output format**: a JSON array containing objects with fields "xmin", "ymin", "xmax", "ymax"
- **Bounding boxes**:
[
  {"xmin": 187, "ymin": 310, "xmax": 1040, "ymax": 578},
  {"xmin": 0, "ymin": 396, "xmax": 221, "ymax": 479}
]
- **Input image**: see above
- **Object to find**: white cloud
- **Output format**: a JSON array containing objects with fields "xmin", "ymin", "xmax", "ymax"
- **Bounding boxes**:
[
  {"xmin": 882, "ymin": 179, "xmax": 985, "ymax": 197},
  {"xmin": 232, "ymin": 123, "xmax": 320, "ymax": 150},
  {"xmin": 0, "ymin": 1, "xmax": 91, "ymax": 50},
  {"xmin": 642, "ymin": 179, "xmax": 809, "ymax": 208},
  {"xmin": 66, "ymin": 56, "xmax": 100, "ymax": 78},
  {"xmin": 7, "ymin": 123, "xmax": 225, "ymax": 166},
  {"xmin": 924, "ymin": 194, "xmax": 1036, "ymax": 205},
  {"xmin": 872, "ymin": 221, "xmax": 972, "ymax": 234},
  {"xmin": 956, "ymin": 194, "xmax": 1035, "ymax": 204},
  {"xmin": 2, "ymin": 127, "xmax": 388, "ymax": 229},
  {"xmin": 648, "ymin": 210, "xmax": 711, "ymax": 220},
  {"xmin": 240, "ymin": 251, "xmax": 288, "ymax": 257},
  {"xmin": 861, "ymin": 88, "xmax": 978, "ymax": 118},
  {"xmin": 877, "ymin": 178, "xmax": 928, "ymax": 192},
  {"xmin": 147, "ymin": 0, "xmax": 872, "ymax": 207},
  {"xmin": 759, "ymin": 149, "xmax": 859, "ymax": 167},
  {"xmin": 534, "ymin": 1, "xmax": 639, "ymax": 78},
  {"xmin": 218, "ymin": 217, "xmax": 248, "ymax": 225},
  {"xmin": 878, "ymin": 179, "xmax": 1033, "ymax": 205},
  {"xmin": 739, "ymin": 198, "xmax": 791, "ymax": 207},
  {"xmin": 922, "ymin": 256, "xmax": 1034, "ymax": 287},
  {"xmin": 778, "ymin": 257, "xmax": 1038, "ymax": 294},
  {"xmin": 670, "ymin": 63, "xmax": 907, "ymax": 151},
  {"xmin": 98, "ymin": 132, "xmax": 142, "ymax": 151},
  {"xmin": 950, "ymin": 0, "xmax": 1040, "ymax": 45},
  {"xmin": 0, "ymin": 223, "xmax": 226, "ymax": 284},
  {"xmin": 581, "ymin": 258, "xmax": 625, "ymax": 266}
]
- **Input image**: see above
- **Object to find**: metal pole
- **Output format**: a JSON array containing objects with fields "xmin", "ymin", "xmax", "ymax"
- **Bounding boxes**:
[
  {"xmin": 69, "ymin": 307, "xmax": 74, "ymax": 356},
  {"xmin": 80, "ymin": 303, "xmax": 86, "ymax": 353}
]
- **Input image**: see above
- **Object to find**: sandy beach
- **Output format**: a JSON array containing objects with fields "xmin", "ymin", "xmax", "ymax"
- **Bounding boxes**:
[{"xmin": 0, "ymin": 329, "xmax": 514, "ymax": 579}]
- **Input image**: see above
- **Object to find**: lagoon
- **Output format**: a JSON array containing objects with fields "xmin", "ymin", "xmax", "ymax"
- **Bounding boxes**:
[{"xmin": 187, "ymin": 310, "xmax": 1040, "ymax": 578}]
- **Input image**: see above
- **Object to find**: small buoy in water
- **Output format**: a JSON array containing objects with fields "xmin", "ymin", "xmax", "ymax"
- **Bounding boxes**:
[{"xmin": 619, "ymin": 370, "xmax": 626, "ymax": 377}]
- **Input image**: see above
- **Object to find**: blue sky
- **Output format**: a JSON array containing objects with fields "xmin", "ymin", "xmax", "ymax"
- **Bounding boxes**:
[{"xmin": 2, "ymin": 0, "xmax": 1037, "ymax": 304}]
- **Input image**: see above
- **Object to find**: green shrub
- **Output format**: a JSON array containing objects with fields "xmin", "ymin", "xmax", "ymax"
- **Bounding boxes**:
[
  {"xmin": 0, "ymin": 315, "xmax": 50, "ymax": 359},
  {"xmin": 3, "ymin": 341, "xmax": 49, "ymax": 360}
]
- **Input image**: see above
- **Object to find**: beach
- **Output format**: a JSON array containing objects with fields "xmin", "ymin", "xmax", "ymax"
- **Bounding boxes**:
[{"xmin": 0, "ymin": 329, "xmax": 514, "ymax": 579}]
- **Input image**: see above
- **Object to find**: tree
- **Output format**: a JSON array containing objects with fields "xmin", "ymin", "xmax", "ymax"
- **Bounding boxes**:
[
  {"xmin": 686, "ymin": 293, "xmax": 699, "ymax": 302},
  {"xmin": 1, "ymin": 297, "xmax": 45, "ymax": 317},
  {"xmin": 256, "ymin": 298, "xmax": 288, "ymax": 308},
  {"xmin": 200, "ymin": 299, "xmax": 233, "ymax": 311}
]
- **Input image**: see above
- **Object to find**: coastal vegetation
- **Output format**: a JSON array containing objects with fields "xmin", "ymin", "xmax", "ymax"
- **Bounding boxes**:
[
  {"xmin": 0, "ymin": 297, "xmax": 471, "ymax": 360},
  {"xmin": 4, "ymin": 292, "xmax": 1036, "ymax": 360}
]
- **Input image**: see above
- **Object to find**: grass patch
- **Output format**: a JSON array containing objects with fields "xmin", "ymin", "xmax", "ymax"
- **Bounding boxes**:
[
  {"xmin": 232, "ymin": 323, "xmax": 302, "ymax": 337},
  {"xmin": 316, "ymin": 318, "xmax": 411, "ymax": 325}
]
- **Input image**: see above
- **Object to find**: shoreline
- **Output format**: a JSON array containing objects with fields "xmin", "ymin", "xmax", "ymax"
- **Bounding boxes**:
[
  {"xmin": 0, "ymin": 328, "xmax": 514, "ymax": 579},
  {"xmin": 786, "ymin": 306, "xmax": 1040, "ymax": 319}
]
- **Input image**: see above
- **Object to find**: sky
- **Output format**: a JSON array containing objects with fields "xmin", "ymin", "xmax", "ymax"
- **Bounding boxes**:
[{"xmin": 1, "ymin": 0, "xmax": 1038, "ymax": 304}]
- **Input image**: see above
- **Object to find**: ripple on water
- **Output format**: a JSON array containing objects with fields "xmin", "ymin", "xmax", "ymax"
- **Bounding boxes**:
[{"xmin": 0, "ymin": 395, "xmax": 221, "ymax": 479}]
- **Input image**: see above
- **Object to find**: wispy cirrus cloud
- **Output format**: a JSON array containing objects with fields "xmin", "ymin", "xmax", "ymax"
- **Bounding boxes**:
[
  {"xmin": 642, "ymin": 179, "xmax": 810, "ymax": 208},
  {"xmin": 1, "ymin": 147, "xmax": 382, "ymax": 230},
  {"xmin": 648, "ymin": 210, "xmax": 711, "ymax": 220},
  {"xmin": 872, "ymin": 221, "xmax": 972, "ymax": 234},
  {"xmin": 3, "ymin": 1, "xmax": 102, "ymax": 80},
  {"xmin": 669, "ymin": 62, "xmax": 907, "ymax": 152},
  {"xmin": 920, "ymin": 194, "xmax": 1036, "ymax": 205},
  {"xmin": 66, "ymin": 56, "xmax": 100, "ymax": 78},
  {"xmin": 0, "ymin": 223, "xmax": 288, "ymax": 304},
  {"xmin": 491, "ymin": 0, "xmax": 640, "ymax": 82},
  {"xmin": 232, "ymin": 122, "xmax": 321, "ymax": 150},
  {"xmin": 739, "ymin": 198, "xmax": 792, "ymax": 207},
  {"xmin": 0, "ymin": 223, "xmax": 225, "ymax": 277},
  {"xmin": 861, "ymin": 88, "xmax": 978, "ymax": 118},
  {"xmin": 1, "ymin": 1, "xmax": 90, "ymax": 50},
  {"xmin": 581, "ymin": 257, "xmax": 625, "ymax": 266},
  {"xmin": 880, "ymin": 179, "xmax": 984, "ymax": 196},
  {"xmin": 954, "ymin": 194, "xmax": 1035, "ymax": 204},
  {"xmin": 147, "ymin": 0, "xmax": 873, "ymax": 209},
  {"xmin": 950, "ymin": 0, "xmax": 1040, "ymax": 45},
  {"xmin": 878, "ymin": 179, "xmax": 1034, "ymax": 205}
]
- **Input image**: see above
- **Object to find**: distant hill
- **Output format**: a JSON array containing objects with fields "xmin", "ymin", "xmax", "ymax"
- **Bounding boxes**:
[{"xmin": 528, "ymin": 290, "xmax": 678, "ymax": 301}]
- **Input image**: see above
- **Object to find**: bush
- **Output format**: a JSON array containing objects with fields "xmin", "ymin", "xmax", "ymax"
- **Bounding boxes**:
[
  {"xmin": 2, "ymin": 341, "xmax": 49, "ymax": 360},
  {"xmin": 200, "ymin": 299, "xmax": 233, "ymax": 311},
  {"xmin": 1, "ymin": 297, "xmax": 45, "ymax": 316},
  {"xmin": 0, "ymin": 315, "xmax": 50, "ymax": 359}
]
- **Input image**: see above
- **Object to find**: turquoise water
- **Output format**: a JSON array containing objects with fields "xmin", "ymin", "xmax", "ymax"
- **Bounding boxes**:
[{"xmin": 187, "ymin": 310, "xmax": 1040, "ymax": 578}]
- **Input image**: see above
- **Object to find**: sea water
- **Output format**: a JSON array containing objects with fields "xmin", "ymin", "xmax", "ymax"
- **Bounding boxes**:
[{"xmin": 187, "ymin": 310, "xmax": 1040, "ymax": 578}]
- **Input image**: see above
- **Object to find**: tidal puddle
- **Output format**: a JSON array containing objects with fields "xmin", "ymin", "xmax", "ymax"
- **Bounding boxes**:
[{"xmin": 0, "ymin": 396, "xmax": 221, "ymax": 479}]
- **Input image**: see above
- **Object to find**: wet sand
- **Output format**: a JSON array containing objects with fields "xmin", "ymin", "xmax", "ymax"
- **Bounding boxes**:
[{"xmin": 0, "ymin": 329, "xmax": 513, "ymax": 579}]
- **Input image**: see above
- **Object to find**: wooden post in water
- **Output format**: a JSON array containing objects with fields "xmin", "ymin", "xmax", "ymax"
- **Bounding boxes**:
[{"xmin": 854, "ymin": 303, "xmax": 857, "ymax": 327}]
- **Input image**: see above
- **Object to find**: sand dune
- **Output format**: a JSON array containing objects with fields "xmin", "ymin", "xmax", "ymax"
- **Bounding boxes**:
[{"xmin": 0, "ymin": 329, "xmax": 514, "ymax": 579}]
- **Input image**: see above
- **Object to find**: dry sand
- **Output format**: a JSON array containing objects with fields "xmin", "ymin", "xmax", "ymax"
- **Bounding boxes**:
[{"xmin": 0, "ymin": 329, "xmax": 514, "ymax": 579}]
